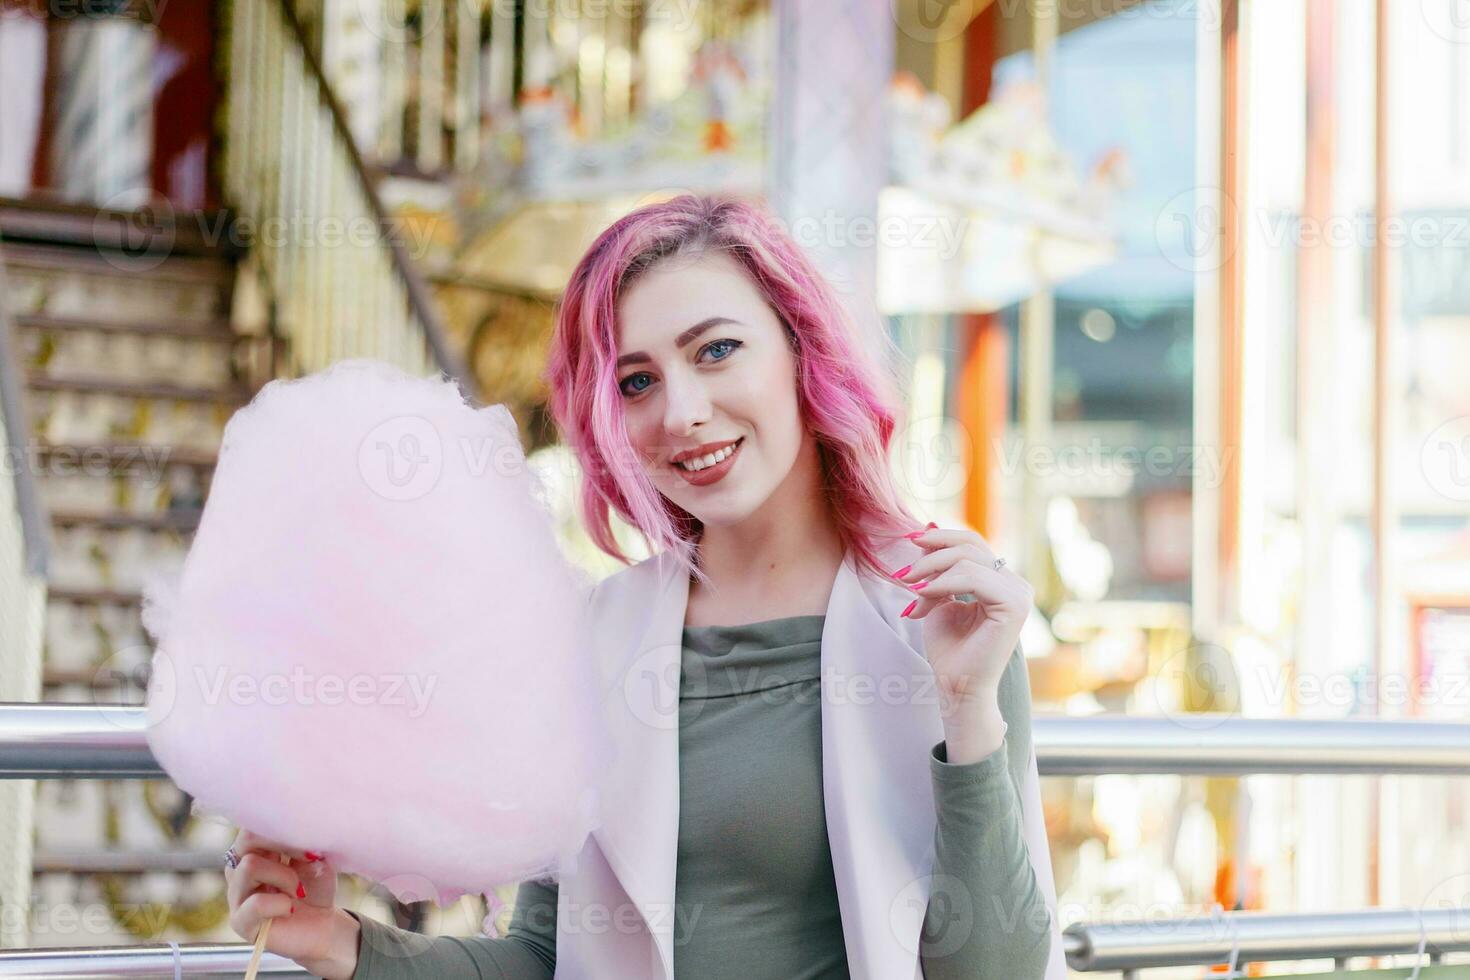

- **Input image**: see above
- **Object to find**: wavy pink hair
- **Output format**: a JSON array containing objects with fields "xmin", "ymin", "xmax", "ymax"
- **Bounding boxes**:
[{"xmin": 542, "ymin": 193, "xmax": 925, "ymax": 588}]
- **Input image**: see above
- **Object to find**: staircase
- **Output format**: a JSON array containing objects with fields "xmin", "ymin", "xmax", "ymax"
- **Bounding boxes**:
[
  {"xmin": 0, "ymin": 196, "xmax": 271, "ymax": 701},
  {"xmin": 0, "ymin": 0, "xmax": 474, "ymax": 946},
  {"xmin": 0, "ymin": 196, "xmax": 277, "ymax": 943}
]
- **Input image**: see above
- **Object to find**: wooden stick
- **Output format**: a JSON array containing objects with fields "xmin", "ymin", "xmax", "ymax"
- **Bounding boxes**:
[{"xmin": 245, "ymin": 852, "xmax": 293, "ymax": 980}]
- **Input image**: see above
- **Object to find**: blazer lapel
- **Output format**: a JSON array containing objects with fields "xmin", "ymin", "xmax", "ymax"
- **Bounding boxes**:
[
  {"xmin": 588, "ymin": 550, "xmax": 688, "ymax": 980},
  {"xmin": 587, "ymin": 540, "xmax": 943, "ymax": 980},
  {"xmin": 821, "ymin": 541, "xmax": 946, "ymax": 980}
]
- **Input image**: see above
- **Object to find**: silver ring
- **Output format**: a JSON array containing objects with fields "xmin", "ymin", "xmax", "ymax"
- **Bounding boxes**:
[
  {"xmin": 224, "ymin": 847, "xmax": 240, "ymax": 870},
  {"xmin": 993, "ymin": 557, "xmax": 1006, "ymax": 571}
]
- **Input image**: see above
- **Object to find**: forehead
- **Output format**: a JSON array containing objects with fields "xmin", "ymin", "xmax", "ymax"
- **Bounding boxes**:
[{"xmin": 615, "ymin": 250, "xmax": 766, "ymax": 348}]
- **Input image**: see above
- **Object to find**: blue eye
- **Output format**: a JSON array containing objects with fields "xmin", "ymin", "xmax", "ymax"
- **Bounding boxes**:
[
  {"xmin": 618, "ymin": 339, "xmax": 742, "ymax": 397},
  {"xmin": 704, "ymin": 338, "xmax": 740, "ymax": 361},
  {"xmin": 620, "ymin": 374, "xmax": 651, "ymax": 395}
]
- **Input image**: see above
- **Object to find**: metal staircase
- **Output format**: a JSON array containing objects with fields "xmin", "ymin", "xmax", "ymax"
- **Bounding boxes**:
[
  {"xmin": 0, "ymin": 196, "xmax": 273, "ymax": 943},
  {"xmin": 0, "ymin": 197, "xmax": 267, "ymax": 705}
]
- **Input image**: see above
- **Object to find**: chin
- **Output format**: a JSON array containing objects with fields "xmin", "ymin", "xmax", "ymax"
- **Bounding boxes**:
[{"xmin": 679, "ymin": 497, "xmax": 756, "ymax": 529}]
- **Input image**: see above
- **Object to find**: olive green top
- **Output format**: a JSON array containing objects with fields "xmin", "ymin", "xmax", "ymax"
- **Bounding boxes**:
[{"xmin": 346, "ymin": 614, "xmax": 1051, "ymax": 979}]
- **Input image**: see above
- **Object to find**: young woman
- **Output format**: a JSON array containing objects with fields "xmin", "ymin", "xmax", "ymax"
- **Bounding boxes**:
[{"xmin": 223, "ymin": 194, "xmax": 1065, "ymax": 980}]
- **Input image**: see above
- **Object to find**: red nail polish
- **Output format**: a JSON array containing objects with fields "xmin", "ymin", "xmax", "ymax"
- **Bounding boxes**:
[
  {"xmin": 296, "ymin": 882, "xmax": 306, "ymax": 898},
  {"xmin": 926, "ymin": 521, "xmax": 938, "ymax": 529},
  {"xmin": 305, "ymin": 851, "xmax": 322, "ymax": 862},
  {"xmin": 901, "ymin": 598, "xmax": 918, "ymax": 617},
  {"xmin": 891, "ymin": 564, "xmax": 912, "ymax": 577},
  {"xmin": 911, "ymin": 580, "xmax": 928, "ymax": 590},
  {"xmin": 290, "ymin": 904, "xmax": 296, "ymax": 914}
]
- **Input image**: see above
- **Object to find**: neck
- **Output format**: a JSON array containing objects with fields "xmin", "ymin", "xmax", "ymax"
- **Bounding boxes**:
[{"xmin": 689, "ymin": 435, "xmax": 845, "ymax": 605}]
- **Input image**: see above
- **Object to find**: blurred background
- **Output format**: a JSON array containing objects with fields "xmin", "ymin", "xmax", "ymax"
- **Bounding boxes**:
[{"xmin": 1, "ymin": 0, "xmax": 1469, "ymax": 976}]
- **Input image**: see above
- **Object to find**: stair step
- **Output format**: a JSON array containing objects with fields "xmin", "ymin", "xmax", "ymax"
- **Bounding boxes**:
[
  {"xmin": 0, "ymin": 194, "xmax": 243, "ymax": 260},
  {"xmin": 46, "ymin": 587, "xmax": 144, "ymax": 607},
  {"xmin": 42, "ymin": 667, "xmax": 143, "ymax": 689},
  {"xmin": 50, "ymin": 509, "xmax": 201, "ymax": 533},
  {"xmin": 32, "ymin": 442, "xmax": 218, "ymax": 470},
  {"xmin": 26, "ymin": 373, "xmax": 253, "ymax": 404},
  {"xmin": 13, "ymin": 313, "xmax": 243, "ymax": 342},
  {"xmin": 1, "ymin": 241, "xmax": 234, "ymax": 287}
]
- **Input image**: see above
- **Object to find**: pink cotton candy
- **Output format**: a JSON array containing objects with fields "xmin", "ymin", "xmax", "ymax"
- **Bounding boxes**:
[{"xmin": 141, "ymin": 358, "xmax": 610, "ymax": 907}]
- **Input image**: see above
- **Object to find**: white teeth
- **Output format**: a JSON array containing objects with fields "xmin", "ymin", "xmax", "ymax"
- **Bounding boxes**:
[{"xmin": 676, "ymin": 441, "xmax": 738, "ymax": 472}]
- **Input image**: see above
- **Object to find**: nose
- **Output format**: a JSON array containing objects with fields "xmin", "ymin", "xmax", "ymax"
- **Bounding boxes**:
[{"xmin": 662, "ymin": 369, "xmax": 711, "ymax": 439}]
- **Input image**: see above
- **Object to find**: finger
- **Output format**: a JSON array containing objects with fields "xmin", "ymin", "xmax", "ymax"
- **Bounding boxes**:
[
  {"xmin": 902, "ymin": 566, "xmax": 976, "ymax": 620},
  {"xmin": 231, "ymin": 852, "xmax": 303, "ymax": 910},
  {"xmin": 233, "ymin": 830, "xmax": 315, "ymax": 863},
  {"xmin": 905, "ymin": 524, "xmax": 994, "ymax": 555},
  {"xmin": 237, "ymin": 889, "xmax": 294, "ymax": 942},
  {"xmin": 290, "ymin": 854, "xmax": 333, "ymax": 898},
  {"xmin": 891, "ymin": 543, "xmax": 996, "ymax": 586},
  {"xmin": 910, "ymin": 563, "xmax": 1031, "ymax": 619},
  {"xmin": 901, "ymin": 530, "xmax": 999, "ymax": 574}
]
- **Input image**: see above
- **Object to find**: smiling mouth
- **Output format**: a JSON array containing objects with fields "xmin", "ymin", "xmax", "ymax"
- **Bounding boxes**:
[{"xmin": 672, "ymin": 437, "xmax": 743, "ymax": 473}]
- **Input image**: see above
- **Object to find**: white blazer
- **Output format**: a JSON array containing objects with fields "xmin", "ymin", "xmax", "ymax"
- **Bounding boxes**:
[{"xmin": 552, "ymin": 538, "xmax": 1067, "ymax": 980}]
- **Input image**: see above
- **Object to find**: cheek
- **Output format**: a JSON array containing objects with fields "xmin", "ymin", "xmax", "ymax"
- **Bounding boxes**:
[{"xmin": 623, "ymin": 410, "xmax": 663, "ymax": 466}]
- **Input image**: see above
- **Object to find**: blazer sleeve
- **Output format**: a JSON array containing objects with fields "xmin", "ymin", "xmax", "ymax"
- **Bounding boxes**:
[
  {"xmin": 346, "ymin": 877, "xmax": 558, "ymax": 980},
  {"xmin": 920, "ymin": 639, "xmax": 1065, "ymax": 980}
]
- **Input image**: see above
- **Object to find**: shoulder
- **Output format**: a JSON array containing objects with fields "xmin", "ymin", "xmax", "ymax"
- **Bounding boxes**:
[{"xmin": 584, "ymin": 551, "xmax": 665, "ymax": 612}]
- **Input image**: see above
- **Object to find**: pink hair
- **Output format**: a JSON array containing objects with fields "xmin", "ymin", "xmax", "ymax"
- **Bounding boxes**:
[{"xmin": 542, "ymin": 193, "xmax": 926, "ymax": 588}]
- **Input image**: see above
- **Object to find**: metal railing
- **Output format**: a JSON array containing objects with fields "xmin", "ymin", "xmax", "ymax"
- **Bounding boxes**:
[
  {"xmin": 1063, "ymin": 907, "xmax": 1470, "ymax": 973},
  {"xmin": 4, "ymin": 909, "xmax": 1463, "ymax": 976},
  {"xmin": 0, "ymin": 943, "xmax": 312, "ymax": 976},
  {"xmin": 293, "ymin": 0, "xmax": 489, "ymax": 177},
  {"xmin": 0, "ymin": 912, "xmax": 1463, "ymax": 977},
  {"xmin": 222, "ymin": 0, "xmax": 471, "ymax": 390},
  {"xmin": 0, "ymin": 236, "xmax": 51, "ymax": 959},
  {"xmin": 0, "ymin": 253, "xmax": 48, "ymax": 577},
  {"xmin": 3, "ymin": 706, "xmax": 1470, "ymax": 974},
  {"xmin": 1033, "ymin": 714, "xmax": 1470, "ymax": 775},
  {"xmin": 5, "ymin": 705, "xmax": 1470, "ymax": 779}
]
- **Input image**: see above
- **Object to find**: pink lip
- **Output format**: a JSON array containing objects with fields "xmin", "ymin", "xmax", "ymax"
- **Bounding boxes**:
[{"xmin": 673, "ymin": 437, "xmax": 743, "ymax": 487}]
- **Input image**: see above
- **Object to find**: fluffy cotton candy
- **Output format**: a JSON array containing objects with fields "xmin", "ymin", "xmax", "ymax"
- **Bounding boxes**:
[{"xmin": 142, "ymin": 358, "xmax": 610, "ymax": 909}]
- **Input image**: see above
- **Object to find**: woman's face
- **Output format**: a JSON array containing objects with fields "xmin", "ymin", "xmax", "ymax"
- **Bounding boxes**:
[{"xmin": 614, "ymin": 248, "xmax": 810, "ymax": 530}]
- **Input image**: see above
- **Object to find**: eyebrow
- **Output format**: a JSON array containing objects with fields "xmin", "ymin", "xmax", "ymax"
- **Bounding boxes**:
[{"xmin": 615, "ymin": 317, "xmax": 742, "ymax": 370}]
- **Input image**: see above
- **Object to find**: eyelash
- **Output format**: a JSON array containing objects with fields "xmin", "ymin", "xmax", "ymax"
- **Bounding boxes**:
[{"xmin": 619, "ymin": 339, "xmax": 743, "ymax": 397}]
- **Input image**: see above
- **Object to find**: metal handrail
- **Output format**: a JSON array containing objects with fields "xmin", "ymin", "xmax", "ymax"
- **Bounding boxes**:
[
  {"xmin": 1063, "ymin": 907, "xmax": 1470, "ymax": 971},
  {"xmin": 0, "ymin": 704, "xmax": 156, "ymax": 777},
  {"xmin": 32, "ymin": 848, "xmax": 228, "ymax": 874},
  {"xmin": 222, "ymin": 0, "xmax": 472, "ymax": 391},
  {"xmin": 274, "ymin": 0, "xmax": 467, "ymax": 386},
  {"xmin": 0, "ymin": 943, "xmax": 311, "ymax": 976},
  {"xmin": 4, "ymin": 705, "xmax": 1470, "ymax": 778},
  {"xmin": 4, "ymin": 707, "xmax": 1470, "ymax": 975},
  {"xmin": 0, "ymin": 909, "xmax": 1466, "ymax": 976},
  {"xmin": 0, "ymin": 250, "xmax": 50, "ymax": 576},
  {"xmin": 1034, "ymin": 714, "xmax": 1470, "ymax": 775}
]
